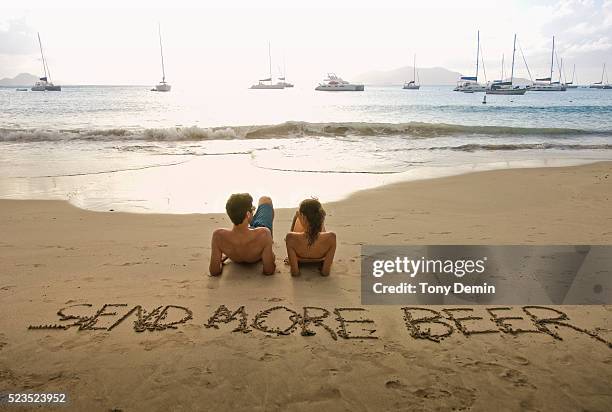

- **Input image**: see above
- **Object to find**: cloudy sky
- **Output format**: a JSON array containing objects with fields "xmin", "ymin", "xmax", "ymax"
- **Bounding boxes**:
[{"xmin": 1, "ymin": 0, "xmax": 610, "ymax": 85}]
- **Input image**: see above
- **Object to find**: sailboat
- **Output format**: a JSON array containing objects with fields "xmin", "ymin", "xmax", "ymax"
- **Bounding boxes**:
[
  {"xmin": 486, "ymin": 34, "xmax": 527, "ymax": 95},
  {"xmin": 529, "ymin": 36, "xmax": 566, "ymax": 91},
  {"xmin": 277, "ymin": 59, "xmax": 294, "ymax": 88},
  {"xmin": 152, "ymin": 23, "xmax": 171, "ymax": 92},
  {"xmin": 590, "ymin": 63, "xmax": 612, "ymax": 89},
  {"xmin": 565, "ymin": 64, "xmax": 578, "ymax": 89},
  {"xmin": 403, "ymin": 54, "xmax": 420, "ymax": 90},
  {"xmin": 251, "ymin": 43, "xmax": 285, "ymax": 89},
  {"xmin": 454, "ymin": 30, "xmax": 486, "ymax": 92},
  {"xmin": 31, "ymin": 33, "xmax": 61, "ymax": 91}
]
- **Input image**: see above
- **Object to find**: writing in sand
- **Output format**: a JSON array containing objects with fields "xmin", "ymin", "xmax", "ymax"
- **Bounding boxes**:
[{"xmin": 28, "ymin": 303, "xmax": 612, "ymax": 348}]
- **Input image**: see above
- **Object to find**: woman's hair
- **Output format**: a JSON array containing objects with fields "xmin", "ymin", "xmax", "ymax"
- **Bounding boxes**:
[{"xmin": 299, "ymin": 198, "xmax": 326, "ymax": 246}]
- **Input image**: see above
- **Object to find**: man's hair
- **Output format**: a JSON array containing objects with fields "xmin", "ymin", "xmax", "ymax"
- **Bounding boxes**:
[{"xmin": 226, "ymin": 193, "xmax": 253, "ymax": 225}]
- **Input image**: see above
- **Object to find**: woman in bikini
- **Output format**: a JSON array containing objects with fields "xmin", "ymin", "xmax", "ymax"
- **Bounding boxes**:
[{"xmin": 285, "ymin": 198, "xmax": 336, "ymax": 276}]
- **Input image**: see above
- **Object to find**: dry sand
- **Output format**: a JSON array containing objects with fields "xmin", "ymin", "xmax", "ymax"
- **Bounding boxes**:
[{"xmin": 1, "ymin": 162, "xmax": 611, "ymax": 411}]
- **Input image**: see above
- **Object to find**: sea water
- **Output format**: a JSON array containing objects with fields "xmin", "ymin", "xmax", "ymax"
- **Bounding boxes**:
[{"xmin": 1, "ymin": 85, "xmax": 611, "ymax": 213}]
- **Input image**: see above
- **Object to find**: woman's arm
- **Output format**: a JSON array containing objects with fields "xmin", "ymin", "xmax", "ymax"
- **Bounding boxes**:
[
  {"xmin": 320, "ymin": 232, "xmax": 337, "ymax": 276},
  {"xmin": 285, "ymin": 233, "xmax": 301, "ymax": 276}
]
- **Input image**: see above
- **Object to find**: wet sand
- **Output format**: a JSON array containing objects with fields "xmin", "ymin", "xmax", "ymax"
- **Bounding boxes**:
[{"xmin": 1, "ymin": 161, "xmax": 611, "ymax": 411}]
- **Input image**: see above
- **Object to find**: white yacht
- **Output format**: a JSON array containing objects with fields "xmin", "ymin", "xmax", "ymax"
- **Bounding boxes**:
[
  {"xmin": 403, "ymin": 54, "xmax": 420, "ymax": 90},
  {"xmin": 590, "ymin": 63, "xmax": 611, "ymax": 89},
  {"xmin": 250, "ymin": 43, "xmax": 285, "ymax": 89},
  {"xmin": 486, "ymin": 34, "xmax": 527, "ymax": 95},
  {"xmin": 152, "ymin": 23, "xmax": 171, "ymax": 92},
  {"xmin": 315, "ymin": 74, "xmax": 364, "ymax": 91},
  {"xmin": 31, "ymin": 33, "xmax": 61, "ymax": 91},
  {"xmin": 454, "ymin": 30, "xmax": 486, "ymax": 92},
  {"xmin": 528, "ymin": 36, "xmax": 565, "ymax": 91}
]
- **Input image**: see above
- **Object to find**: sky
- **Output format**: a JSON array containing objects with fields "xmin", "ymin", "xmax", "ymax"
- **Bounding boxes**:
[{"xmin": 0, "ymin": 0, "xmax": 611, "ymax": 85}]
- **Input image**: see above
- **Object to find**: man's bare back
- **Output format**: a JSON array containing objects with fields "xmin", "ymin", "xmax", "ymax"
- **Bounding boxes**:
[{"xmin": 209, "ymin": 194, "xmax": 276, "ymax": 276}]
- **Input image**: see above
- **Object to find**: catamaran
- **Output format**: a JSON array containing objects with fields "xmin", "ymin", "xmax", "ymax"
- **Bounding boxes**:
[
  {"xmin": 152, "ymin": 23, "xmax": 171, "ymax": 92},
  {"xmin": 528, "ymin": 36, "xmax": 566, "ymax": 91},
  {"xmin": 403, "ymin": 54, "xmax": 420, "ymax": 90},
  {"xmin": 31, "ymin": 33, "xmax": 61, "ymax": 91},
  {"xmin": 565, "ymin": 64, "xmax": 578, "ymax": 88},
  {"xmin": 315, "ymin": 74, "xmax": 364, "ymax": 91},
  {"xmin": 454, "ymin": 30, "xmax": 486, "ymax": 92},
  {"xmin": 277, "ymin": 59, "xmax": 294, "ymax": 88},
  {"xmin": 251, "ymin": 43, "xmax": 285, "ymax": 89},
  {"xmin": 486, "ymin": 34, "xmax": 527, "ymax": 95},
  {"xmin": 590, "ymin": 63, "xmax": 611, "ymax": 89}
]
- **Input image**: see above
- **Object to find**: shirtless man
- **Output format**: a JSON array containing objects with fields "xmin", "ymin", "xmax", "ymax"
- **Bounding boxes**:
[{"xmin": 209, "ymin": 193, "xmax": 276, "ymax": 276}]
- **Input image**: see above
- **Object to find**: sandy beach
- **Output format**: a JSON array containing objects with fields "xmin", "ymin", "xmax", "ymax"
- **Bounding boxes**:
[{"xmin": 1, "ymin": 162, "xmax": 611, "ymax": 411}]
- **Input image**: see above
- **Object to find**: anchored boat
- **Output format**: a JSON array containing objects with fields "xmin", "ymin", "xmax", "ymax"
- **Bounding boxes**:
[
  {"xmin": 454, "ymin": 31, "xmax": 486, "ymax": 93},
  {"xmin": 152, "ymin": 23, "xmax": 171, "ymax": 92},
  {"xmin": 403, "ymin": 54, "xmax": 420, "ymax": 90},
  {"xmin": 315, "ymin": 74, "xmax": 364, "ymax": 91},
  {"xmin": 486, "ymin": 34, "xmax": 526, "ymax": 95},
  {"xmin": 31, "ymin": 33, "xmax": 61, "ymax": 91}
]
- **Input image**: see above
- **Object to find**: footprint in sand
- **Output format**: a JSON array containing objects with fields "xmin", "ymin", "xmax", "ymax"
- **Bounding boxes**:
[
  {"xmin": 412, "ymin": 386, "xmax": 476, "ymax": 410},
  {"xmin": 486, "ymin": 347, "xmax": 531, "ymax": 366},
  {"xmin": 121, "ymin": 262, "xmax": 143, "ymax": 266},
  {"xmin": 385, "ymin": 379, "xmax": 407, "ymax": 389},
  {"xmin": 464, "ymin": 361, "xmax": 535, "ymax": 389},
  {"xmin": 259, "ymin": 352, "xmax": 281, "ymax": 362}
]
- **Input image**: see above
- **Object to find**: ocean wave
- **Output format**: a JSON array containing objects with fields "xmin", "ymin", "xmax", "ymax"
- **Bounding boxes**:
[
  {"xmin": 1, "ymin": 121, "xmax": 609, "ymax": 142},
  {"xmin": 430, "ymin": 143, "xmax": 612, "ymax": 152}
]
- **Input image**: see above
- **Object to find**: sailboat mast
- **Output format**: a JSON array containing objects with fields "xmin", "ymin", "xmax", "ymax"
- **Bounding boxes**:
[
  {"xmin": 475, "ymin": 30, "xmax": 480, "ymax": 80},
  {"xmin": 158, "ymin": 23, "xmax": 166, "ymax": 83},
  {"xmin": 559, "ymin": 57, "xmax": 564, "ymax": 83},
  {"xmin": 268, "ymin": 42, "xmax": 272, "ymax": 84},
  {"xmin": 602, "ymin": 63, "xmax": 606, "ymax": 83},
  {"xmin": 413, "ymin": 54, "xmax": 416, "ymax": 82},
  {"xmin": 510, "ymin": 34, "xmax": 516, "ymax": 84},
  {"xmin": 37, "ymin": 32, "xmax": 48, "ymax": 80},
  {"xmin": 549, "ymin": 36, "xmax": 555, "ymax": 84},
  {"xmin": 501, "ymin": 54, "xmax": 505, "ymax": 81},
  {"xmin": 571, "ymin": 64, "xmax": 575, "ymax": 83}
]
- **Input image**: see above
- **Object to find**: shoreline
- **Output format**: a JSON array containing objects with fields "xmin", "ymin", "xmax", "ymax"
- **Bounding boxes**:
[{"xmin": 1, "ymin": 155, "xmax": 609, "ymax": 214}]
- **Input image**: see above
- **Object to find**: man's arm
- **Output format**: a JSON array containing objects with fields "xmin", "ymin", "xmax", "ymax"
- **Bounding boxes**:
[
  {"xmin": 320, "ymin": 232, "xmax": 337, "ymax": 277},
  {"xmin": 209, "ymin": 230, "xmax": 224, "ymax": 276},
  {"xmin": 261, "ymin": 229, "xmax": 276, "ymax": 275},
  {"xmin": 285, "ymin": 233, "xmax": 300, "ymax": 277}
]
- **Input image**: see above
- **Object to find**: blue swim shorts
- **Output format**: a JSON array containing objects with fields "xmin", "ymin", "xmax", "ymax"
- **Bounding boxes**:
[{"xmin": 250, "ymin": 203, "xmax": 274, "ymax": 235}]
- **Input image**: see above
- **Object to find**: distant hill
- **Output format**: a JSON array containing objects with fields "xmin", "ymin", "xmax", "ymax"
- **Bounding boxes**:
[
  {"xmin": 355, "ymin": 66, "xmax": 534, "ymax": 86},
  {"xmin": 0, "ymin": 73, "xmax": 39, "ymax": 87},
  {"xmin": 355, "ymin": 66, "xmax": 463, "ymax": 86}
]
